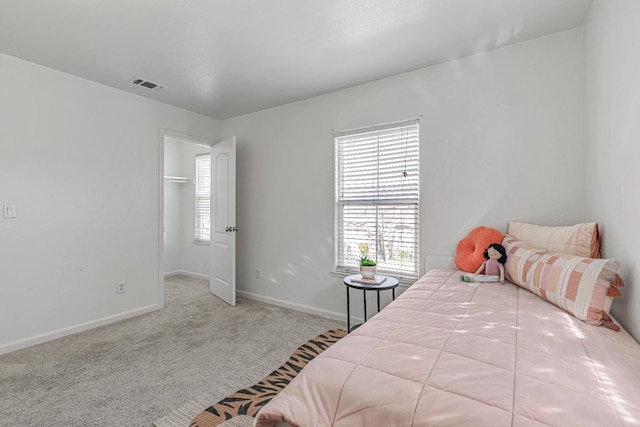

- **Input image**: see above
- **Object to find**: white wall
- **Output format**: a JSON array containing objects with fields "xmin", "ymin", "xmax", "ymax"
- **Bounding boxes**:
[
  {"xmin": 2, "ymin": 24, "xmax": 610, "ymax": 353},
  {"xmin": 163, "ymin": 138, "xmax": 185, "ymax": 273},
  {"xmin": 0, "ymin": 53, "xmax": 221, "ymax": 354},
  {"xmin": 224, "ymin": 29, "xmax": 585, "ymax": 321},
  {"xmin": 584, "ymin": 0, "xmax": 640, "ymax": 340}
]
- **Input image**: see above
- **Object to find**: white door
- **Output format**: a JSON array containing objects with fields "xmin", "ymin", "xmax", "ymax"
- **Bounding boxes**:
[{"xmin": 209, "ymin": 137, "xmax": 236, "ymax": 306}]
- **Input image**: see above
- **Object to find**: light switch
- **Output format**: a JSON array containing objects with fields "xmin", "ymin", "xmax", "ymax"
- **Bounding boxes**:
[{"xmin": 3, "ymin": 204, "xmax": 16, "ymax": 218}]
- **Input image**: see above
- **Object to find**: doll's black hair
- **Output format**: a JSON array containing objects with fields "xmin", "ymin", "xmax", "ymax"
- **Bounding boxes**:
[{"xmin": 484, "ymin": 243, "xmax": 507, "ymax": 264}]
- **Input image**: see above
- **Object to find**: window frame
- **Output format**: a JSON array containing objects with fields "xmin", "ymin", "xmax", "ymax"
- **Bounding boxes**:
[
  {"xmin": 334, "ymin": 119, "xmax": 420, "ymax": 280},
  {"xmin": 194, "ymin": 153, "xmax": 211, "ymax": 244}
]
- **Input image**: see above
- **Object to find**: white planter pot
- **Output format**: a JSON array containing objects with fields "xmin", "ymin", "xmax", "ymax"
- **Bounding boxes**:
[{"xmin": 360, "ymin": 265, "xmax": 377, "ymax": 279}]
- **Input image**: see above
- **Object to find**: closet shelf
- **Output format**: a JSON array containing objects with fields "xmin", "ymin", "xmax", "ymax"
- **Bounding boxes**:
[{"xmin": 164, "ymin": 175, "xmax": 192, "ymax": 183}]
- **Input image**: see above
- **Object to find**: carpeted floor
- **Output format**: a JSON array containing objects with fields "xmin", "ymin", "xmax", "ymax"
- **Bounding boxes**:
[{"xmin": 0, "ymin": 275, "xmax": 343, "ymax": 426}]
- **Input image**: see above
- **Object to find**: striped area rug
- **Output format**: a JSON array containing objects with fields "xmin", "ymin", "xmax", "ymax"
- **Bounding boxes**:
[{"xmin": 188, "ymin": 329, "xmax": 347, "ymax": 427}]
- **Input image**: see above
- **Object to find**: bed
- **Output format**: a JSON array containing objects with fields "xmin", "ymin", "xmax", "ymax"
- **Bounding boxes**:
[{"xmin": 254, "ymin": 230, "xmax": 640, "ymax": 426}]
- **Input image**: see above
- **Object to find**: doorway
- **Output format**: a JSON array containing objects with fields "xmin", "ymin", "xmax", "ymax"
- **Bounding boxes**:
[
  {"xmin": 163, "ymin": 135, "xmax": 212, "ymax": 278},
  {"xmin": 158, "ymin": 130, "xmax": 237, "ymax": 307}
]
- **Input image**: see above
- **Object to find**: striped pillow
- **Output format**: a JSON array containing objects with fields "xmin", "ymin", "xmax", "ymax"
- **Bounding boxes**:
[{"xmin": 503, "ymin": 235, "xmax": 620, "ymax": 324}]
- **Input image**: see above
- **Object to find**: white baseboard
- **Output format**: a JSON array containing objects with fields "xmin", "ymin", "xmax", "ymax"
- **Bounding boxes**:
[
  {"xmin": 0, "ymin": 304, "xmax": 161, "ymax": 356},
  {"xmin": 168, "ymin": 270, "xmax": 358, "ymax": 324},
  {"xmin": 164, "ymin": 270, "xmax": 182, "ymax": 277},
  {"xmin": 164, "ymin": 270, "xmax": 209, "ymax": 281},
  {"xmin": 237, "ymin": 289, "xmax": 351, "ymax": 324}
]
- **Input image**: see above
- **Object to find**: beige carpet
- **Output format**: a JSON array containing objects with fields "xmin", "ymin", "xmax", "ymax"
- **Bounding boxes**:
[{"xmin": 0, "ymin": 275, "xmax": 343, "ymax": 426}]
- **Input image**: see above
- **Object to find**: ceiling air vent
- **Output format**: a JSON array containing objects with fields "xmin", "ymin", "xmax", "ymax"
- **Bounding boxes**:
[{"xmin": 130, "ymin": 77, "xmax": 166, "ymax": 91}]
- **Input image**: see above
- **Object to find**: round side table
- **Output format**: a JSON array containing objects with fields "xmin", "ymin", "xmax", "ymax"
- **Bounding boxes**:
[{"xmin": 343, "ymin": 274, "xmax": 399, "ymax": 332}]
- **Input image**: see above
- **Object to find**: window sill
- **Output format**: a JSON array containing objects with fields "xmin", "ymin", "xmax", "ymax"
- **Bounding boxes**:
[{"xmin": 193, "ymin": 241, "xmax": 210, "ymax": 246}]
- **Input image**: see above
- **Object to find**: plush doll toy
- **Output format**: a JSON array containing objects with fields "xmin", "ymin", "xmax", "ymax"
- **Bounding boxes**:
[{"xmin": 460, "ymin": 243, "xmax": 507, "ymax": 284}]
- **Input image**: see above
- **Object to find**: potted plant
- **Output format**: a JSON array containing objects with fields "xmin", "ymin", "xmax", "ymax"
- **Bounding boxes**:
[{"xmin": 360, "ymin": 256, "xmax": 377, "ymax": 279}]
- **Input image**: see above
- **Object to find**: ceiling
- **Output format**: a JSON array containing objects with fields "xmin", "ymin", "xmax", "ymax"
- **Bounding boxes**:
[{"xmin": 0, "ymin": 0, "xmax": 592, "ymax": 120}]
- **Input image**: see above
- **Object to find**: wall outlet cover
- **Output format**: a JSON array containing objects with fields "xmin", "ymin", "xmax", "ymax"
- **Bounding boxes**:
[{"xmin": 3, "ymin": 204, "xmax": 16, "ymax": 218}]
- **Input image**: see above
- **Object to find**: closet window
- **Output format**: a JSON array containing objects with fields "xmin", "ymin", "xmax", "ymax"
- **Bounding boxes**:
[
  {"xmin": 335, "ymin": 119, "xmax": 420, "ymax": 279},
  {"xmin": 195, "ymin": 153, "xmax": 211, "ymax": 243}
]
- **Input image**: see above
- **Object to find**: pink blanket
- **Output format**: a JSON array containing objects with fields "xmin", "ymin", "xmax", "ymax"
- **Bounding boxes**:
[{"xmin": 255, "ymin": 269, "xmax": 640, "ymax": 426}]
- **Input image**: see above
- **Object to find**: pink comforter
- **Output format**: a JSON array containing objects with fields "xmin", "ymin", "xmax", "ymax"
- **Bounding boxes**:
[{"xmin": 255, "ymin": 269, "xmax": 640, "ymax": 427}]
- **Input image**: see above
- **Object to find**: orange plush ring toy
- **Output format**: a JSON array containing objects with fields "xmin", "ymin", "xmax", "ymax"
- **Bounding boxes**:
[{"xmin": 455, "ymin": 226, "xmax": 504, "ymax": 273}]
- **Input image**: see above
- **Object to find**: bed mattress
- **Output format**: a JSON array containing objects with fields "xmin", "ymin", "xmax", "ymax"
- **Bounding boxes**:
[{"xmin": 255, "ymin": 269, "xmax": 640, "ymax": 427}]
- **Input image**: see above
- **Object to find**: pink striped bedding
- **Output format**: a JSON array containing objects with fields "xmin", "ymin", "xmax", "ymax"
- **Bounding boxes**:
[{"xmin": 255, "ymin": 269, "xmax": 640, "ymax": 427}]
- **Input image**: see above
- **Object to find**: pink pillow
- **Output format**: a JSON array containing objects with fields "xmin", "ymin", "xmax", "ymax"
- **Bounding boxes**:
[
  {"xmin": 503, "ymin": 235, "xmax": 621, "ymax": 324},
  {"xmin": 455, "ymin": 226, "xmax": 504, "ymax": 273},
  {"xmin": 507, "ymin": 221, "xmax": 601, "ymax": 258}
]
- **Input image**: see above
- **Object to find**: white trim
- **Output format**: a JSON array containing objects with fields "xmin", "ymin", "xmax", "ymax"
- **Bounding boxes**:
[
  {"xmin": 164, "ymin": 271, "xmax": 362, "ymax": 324},
  {"xmin": 157, "ymin": 130, "xmax": 165, "ymax": 309},
  {"xmin": 0, "ymin": 304, "xmax": 161, "ymax": 356},
  {"xmin": 166, "ymin": 270, "xmax": 412, "ymax": 323},
  {"xmin": 166, "ymin": 271, "xmax": 378, "ymax": 324},
  {"xmin": 164, "ymin": 270, "xmax": 183, "ymax": 277},
  {"xmin": 165, "ymin": 270, "xmax": 414, "ymax": 326},
  {"xmin": 237, "ymin": 290, "xmax": 349, "ymax": 323}
]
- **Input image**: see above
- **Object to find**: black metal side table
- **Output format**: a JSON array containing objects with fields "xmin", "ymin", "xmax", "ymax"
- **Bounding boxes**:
[{"xmin": 343, "ymin": 274, "xmax": 399, "ymax": 332}]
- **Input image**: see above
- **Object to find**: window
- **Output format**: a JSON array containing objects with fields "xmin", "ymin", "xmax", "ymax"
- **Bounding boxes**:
[
  {"xmin": 195, "ymin": 153, "xmax": 211, "ymax": 242},
  {"xmin": 335, "ymin": 119, "xmax": 420, "ymax": 279}
]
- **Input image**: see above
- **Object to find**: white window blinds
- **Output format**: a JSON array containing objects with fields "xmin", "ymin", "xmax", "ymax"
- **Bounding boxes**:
[
  {"xmin": 195, "ymin": 153, "xmax": 211, "ymax": 242},
  {"xmin": 335, "ymin": 119, "xmax": 420, "ymax": 279}
]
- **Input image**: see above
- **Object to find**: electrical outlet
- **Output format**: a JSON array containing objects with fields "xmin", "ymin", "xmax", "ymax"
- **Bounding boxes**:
[
  {"xmin": 3, "ymin": 204, "xmax": 16, "ymax": 218},
  {"xmin": 256, "ymin": 269, "xmax": 262, "ymax": 280},
  {"xmin": 116, "ymin": 281, "xmax": 126, "ymax": 294}
]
